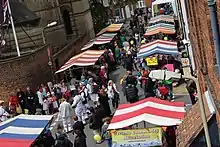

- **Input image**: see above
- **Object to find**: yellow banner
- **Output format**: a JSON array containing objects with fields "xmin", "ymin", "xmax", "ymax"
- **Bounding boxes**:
[
  {"xmin": 146, "ymin": 57, "xmax": 158, "ymax": 66},
  {"xmin": 112, "ymin": 128, "xmax": 162, "ymax": 147}
]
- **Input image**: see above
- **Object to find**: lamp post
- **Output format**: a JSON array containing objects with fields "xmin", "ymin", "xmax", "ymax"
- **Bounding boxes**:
[
  {"xmin": 42, "ymin": 21, "xmax": 57, "ymax": 44},
  {"xmin": 149, "ymin": 70, "xmax": 211, "ymax": 147},
  {"xmin": 41, "ymin": 21, "xmax": 57, "ymax": 82}
]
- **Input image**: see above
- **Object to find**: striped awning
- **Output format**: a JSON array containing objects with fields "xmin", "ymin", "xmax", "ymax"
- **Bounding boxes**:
[
  {"xmin": 137, "ymin": 40, "xmax": 178, "ymax": 58},
  {"xmin": 0, "ymin": 115, "xmax": 53, "ymax": 147},
  {"xmin": 96, "ymin": 23, "xmax": 123, "ymax": 36},
  {"xmin": 56, "ymin": 50, "xmax": 105, "ymax": 73},
  {"xmin": 149, "ymin": 15, "xmax": 174, "ymax": 24},
  {"xmin": 81, "ymin": 33, "xmax": 117, "ymax": 51},
  {"xmin": 108, "ymin": 97, "xmax": 185, "ymax": 130},
  {"xmin": 145, "ymin": 23, "xmax": 175, "ymax": 36}
]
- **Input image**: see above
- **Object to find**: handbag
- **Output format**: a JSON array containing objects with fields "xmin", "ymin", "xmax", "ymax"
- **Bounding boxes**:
[{"xmin": 16, "ymin": 104, "xmax": 22, "ymax": 114}]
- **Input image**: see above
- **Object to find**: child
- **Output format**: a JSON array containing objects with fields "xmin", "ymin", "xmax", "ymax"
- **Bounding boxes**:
[
  {"xmin": 51, "ymin": 92, "xmax": 58, "ymax": 113},
  {"xmin": 101, "ymin": 117, "xmax": 112, "ymax": 147},
  {"xmin": 43, "ymin": 97, "xmax": 49, "ymax": 115}
]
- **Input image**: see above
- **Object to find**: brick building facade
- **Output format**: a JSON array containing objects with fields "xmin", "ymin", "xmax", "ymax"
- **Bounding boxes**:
[{"xmin": 176, "ymin": 0, "xmax": 220, "ymax": 146}]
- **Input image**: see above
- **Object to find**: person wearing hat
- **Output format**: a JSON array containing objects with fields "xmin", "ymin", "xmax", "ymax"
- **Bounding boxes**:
[{"xmin": 0, "ymin": 100, "xmax": 9, "ymax": 122}]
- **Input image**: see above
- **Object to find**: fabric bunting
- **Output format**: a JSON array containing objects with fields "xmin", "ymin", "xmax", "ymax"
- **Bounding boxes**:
[
  {"xmin": 56, "ymin": 50, "xmax": 105, "ymax": 73},
  {"xmin": 137, "ymin": 40, "xmax": 178, "ymax": 58},
  {"xmin": 81, "ymin": 33, "xmax": 117, "ymax": 51},
  {"xmin": 96, "ymin": 23, "xmax": 123, "ymax": 36},
  {"xmin": 0, "ymin": 114, "xmax": 53, "ymax": 147},
  {"xmin": 108, "ymin": 97, "xmax": 185, "ymax": 130},
  {"xmin": 149, "ymin": 15, "xmax": 174, "ymax": 24}
]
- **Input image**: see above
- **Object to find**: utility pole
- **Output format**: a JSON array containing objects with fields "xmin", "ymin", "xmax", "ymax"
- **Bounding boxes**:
[{"xmin": 7, "ymin": 0, "xmax": 20, "ymax": 57}]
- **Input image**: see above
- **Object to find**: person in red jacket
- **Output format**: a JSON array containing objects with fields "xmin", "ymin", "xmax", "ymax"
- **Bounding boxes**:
[{"xmin": 9, "ymin": 92, "xmax": 19, "ymax": 114}]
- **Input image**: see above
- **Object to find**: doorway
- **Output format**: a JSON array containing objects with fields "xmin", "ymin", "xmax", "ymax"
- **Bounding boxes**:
[{"xmin": 62, "ymin": 9, "xmax": 73, "ymax": 35}]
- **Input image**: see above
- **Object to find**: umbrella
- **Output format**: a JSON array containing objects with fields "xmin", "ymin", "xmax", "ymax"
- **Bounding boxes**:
[
  {"xmin": 162, "ymin": 64, "xmax": 174, "ymax": 71},
  {"xmin": 149, "ymin": 70, "xmax": 181, "ymax": 80}
]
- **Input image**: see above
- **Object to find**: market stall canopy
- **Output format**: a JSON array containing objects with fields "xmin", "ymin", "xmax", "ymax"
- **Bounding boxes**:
[
  {"xmin": 144, "ymin": 23, "xmax": 175, "ymax": 36},
  {"xmin": 149, "ymin": 15, "xmax": 174, "ymax": 24},
  {"xmin": 96, "ymin": 24, "xmax": 123, "ymax": 36},
  {"xmin": 81, "ymin": 33, "xmax": 117, "ymax": 51},
  {"xmin": 149, "ymin": 70, "xmax": 181, "ymax": 80},
  {"xmin": 56, "ymin": 50, "xmax": 105, "ymax": 73},
  {"xmin": 162, "ymin": 64, "xmax": 174, "ymax": 71},
  {"xmin": 137, "ymin": 40, "xmax": 178, "ymax": 58},
  {"xmin": 0, "ymin": 114, "xmax": 53, "ymax": 147},
  {"xmin": 108, "ymin": 97, "xmax": 185, "ymax": 130}
]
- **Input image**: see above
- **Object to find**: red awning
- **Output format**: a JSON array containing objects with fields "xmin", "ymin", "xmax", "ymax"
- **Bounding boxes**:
[{"xmin": 55, "ymin": 50, "xmax": 105, "ymax": 73}]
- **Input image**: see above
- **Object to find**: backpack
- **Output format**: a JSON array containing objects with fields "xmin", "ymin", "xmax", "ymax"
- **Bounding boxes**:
[
  {"xmin": 81, "ymin": 91, "xmax": 88, "ymax": 104},
  {"xmin": 92, "ymin": 84, "xmax": 99, "ymax": 94}
]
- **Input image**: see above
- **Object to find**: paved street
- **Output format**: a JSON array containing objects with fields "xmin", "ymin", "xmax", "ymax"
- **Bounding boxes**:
[{"xmin": 50, "ymin": 66, "xmax": 192, "ymax": 147}]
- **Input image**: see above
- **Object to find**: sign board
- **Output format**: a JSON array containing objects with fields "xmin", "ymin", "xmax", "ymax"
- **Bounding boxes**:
[
  {"xmin": 181, "ymin": 58, "xmax": 190, "ymax": 66},
  {"xmin": 146, "ymin": 57, "xmax": 158, "ymax": 66},
  {"xmin": 182, "ymin": 67, "xmax": 191, "ymax": 76},
  {"xmin": 112, "ymin": 128, "xmax": 162, "ymax": 147}
]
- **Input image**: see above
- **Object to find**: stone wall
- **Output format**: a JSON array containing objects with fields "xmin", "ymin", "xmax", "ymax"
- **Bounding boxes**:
[
  {"xmin": 176, "ymin": 0, "xmax": 220, "ymax": 146},
  {"xmin": 0, "ymin": 29, "xmax": 93, "ymax": 102},
  {"xmin": 3, "ymin": 0, "xmax": 94, "ymax": 54}
]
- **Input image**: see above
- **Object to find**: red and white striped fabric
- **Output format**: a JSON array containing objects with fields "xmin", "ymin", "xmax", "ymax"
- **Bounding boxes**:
[
  {"xmin": 81, "ymin": 33, "xmax": 117, "ymax": 50},
  {"xmin": 108, "ymin": 97, "xmax": 185, "ymax": 130},
  {"xmin": 55, "ymin": 50, "xmax": 105, "ymax": 73}
]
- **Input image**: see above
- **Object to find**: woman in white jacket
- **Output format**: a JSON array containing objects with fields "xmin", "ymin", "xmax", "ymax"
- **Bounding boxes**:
[
  {"xmin": 86, "ymin": 78, "xmax": 99, "ymax": 105},
  {"xmin": 107, "ymin": 80, "xmax": 120, "ymax": 108},
  {"xmin": 72, "ymin": 94, "xmax": 87, "ymax": 124}
]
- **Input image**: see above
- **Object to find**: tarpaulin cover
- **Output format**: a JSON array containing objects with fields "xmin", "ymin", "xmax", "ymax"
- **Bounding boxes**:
[
  {"xmin": 81, "ymin": 33, "xmax": 117, "ymax": 51},
  {"xmin": 96, "ymin": 24, "xmax": 123, "ymax": 36},
  {"xmin": 108, "ymin": 97, "xmax": 185, "ymax": 130},
  {"xmin": 0, "ymin": 115, "xmax": 53, "ymax": 147},
  {"xmin": 149, "ymin": 15, "xmax": 174, "ymax": 24},
  {"xmin": 137, "ymin": 40, "xmax": 178, "ymax": 58},
  {"xmin": 56, "ymin": 50, "xmax": 105, "ymax": 73}
]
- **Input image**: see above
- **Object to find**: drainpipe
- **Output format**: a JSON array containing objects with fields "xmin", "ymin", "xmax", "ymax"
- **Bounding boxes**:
[{"xmin": 208, "ymin": 0, "xmax": 220, "ymax": 74}]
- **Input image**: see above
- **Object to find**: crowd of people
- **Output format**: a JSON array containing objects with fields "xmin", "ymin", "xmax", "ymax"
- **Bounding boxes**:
[{"xmin": 0, "ymin": 7, "xmax": 198, "ymax": 147}]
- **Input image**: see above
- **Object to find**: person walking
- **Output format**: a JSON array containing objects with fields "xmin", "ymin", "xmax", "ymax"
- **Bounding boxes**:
[
  {"xmin": 72, "ymin": 93, "xmax": 87, "ymax": 124},
  {"xmin": 107, "ymin": 80, "xmax": 120, "ymax": 109},
  {"xmin": 55, "ymin": 124, "xmax": 73, "ymax": 147},
  {"xmin": 125, "ymin": 84, "xmax": 139, "ymax": 103},
  {"xmin": 101, "ymin": 117, "xmax": 112, "ymax": 147},
  {"xmin": 87, "ymin": 78, "xmax": 99, "ymax": 105},
  {"xmin": 59, "ymin": 98, "xmax": 74, "ymax": 132},
  {"xmin": 72, "ymin": 116, "xmax": 86, "ymax": 138},
  {"xmin": 16, "ymin": 88, "xmax": 26, "ymax": 114},
  {"xmin": 74, "ymin": 129, "xmax": 87, "ymax": 147},
  {"xmin": 98, "ymin": 85, "xmax": 111, "ymax": 117}
]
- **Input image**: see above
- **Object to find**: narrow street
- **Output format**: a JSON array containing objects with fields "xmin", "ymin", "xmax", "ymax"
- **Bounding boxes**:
[{"xmin": 50, "ymin": 66, "xmax": 192, "ymax": 147}]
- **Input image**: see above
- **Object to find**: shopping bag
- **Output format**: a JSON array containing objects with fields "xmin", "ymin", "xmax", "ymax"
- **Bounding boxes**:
[{"xmin": 16, "ymin": 104, "xmax": 22, "ymax": 114}]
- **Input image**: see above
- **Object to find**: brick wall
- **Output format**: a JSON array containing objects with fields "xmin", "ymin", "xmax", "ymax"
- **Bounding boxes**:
[
  {"xmin": 0, "ymin": 29, "xmax": 93, "ymax": 103},
  {"xmin": 176, "ymin": 0, "xmax": 220, "ymax": 146}
]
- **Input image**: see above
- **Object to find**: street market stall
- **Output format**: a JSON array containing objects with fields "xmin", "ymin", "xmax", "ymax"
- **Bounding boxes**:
[
  {"xmin": 96, "ymin": 23, "xmax": 123, "ymax": 36},
  {"xmin": 108, "ymin": 97, "xmax": 185, "ymax": 130},
  {"xmin": 144, "ymin": 23, "xmax": 176, "ymax": 36},
  {"xmin": 0, "ymin": 114, "xmax": 53, "ymax": 147},
  {"xmin": 149, "ymin": 15, "xmax": 174, "ymax": 25},
  {"xmin": 81, "ymin": 33, "xmax": 117, "ymax": 51},
  {"xmin": 55, "ymin": 50, "xmax": 105, "ymax": 73},
  {"xmin": 137, "ymin": 40, "xmax": 178, "ymax": 58}
]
